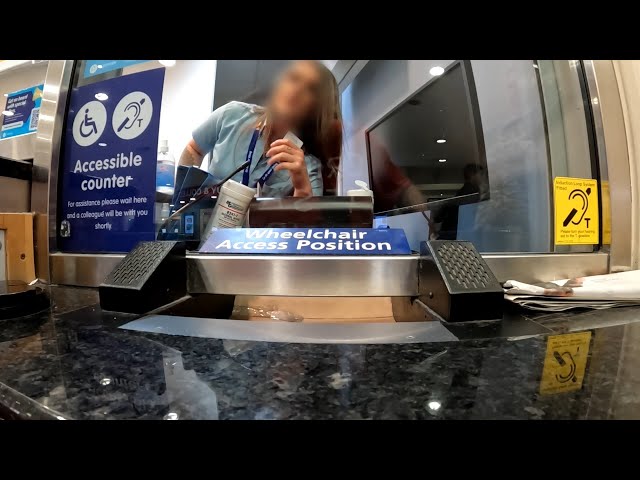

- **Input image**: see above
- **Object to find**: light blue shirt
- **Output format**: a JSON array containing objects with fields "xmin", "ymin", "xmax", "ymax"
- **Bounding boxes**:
[{"xmin": 192, "ymin": 101, "xmax": 323, "ymax": 197}]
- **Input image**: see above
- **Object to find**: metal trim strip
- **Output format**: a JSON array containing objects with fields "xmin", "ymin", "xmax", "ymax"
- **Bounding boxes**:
[{"xmin": 50, "ymin": 252, "xmax": 609, "ymax": 292}]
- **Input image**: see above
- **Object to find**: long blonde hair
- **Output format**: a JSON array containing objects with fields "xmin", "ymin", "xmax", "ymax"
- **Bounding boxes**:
[{"xmin": 257, "ymin": 60, "xmax": 342, "ymax": 194}]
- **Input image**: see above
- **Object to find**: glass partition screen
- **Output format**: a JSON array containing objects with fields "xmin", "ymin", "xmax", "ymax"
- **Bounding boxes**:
[{"xmin": 342, "ymin": 60, "xmax": 601, "ymax": 253}]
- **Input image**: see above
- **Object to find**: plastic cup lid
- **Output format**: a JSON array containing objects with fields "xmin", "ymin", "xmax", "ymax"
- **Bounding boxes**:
[
  {"xmin": 355, "ymin": 180, "xmax": 370, "ymax": 190},
  {"xmin": 223, "ymin": 179, "xmax": 257, "ymax": 198},
  {"xmin": 347, "ymin": 189, "xmax": 373, "ymax": 196}
]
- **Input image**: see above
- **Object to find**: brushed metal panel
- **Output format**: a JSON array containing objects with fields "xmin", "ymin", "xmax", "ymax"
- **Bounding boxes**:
[
  {"xmin": 32, "ymin": 60, "xmax": 73, "ymax": 281},
  {"xmin": 50, "ymin": 252, "xmax": 123, "ymax": 287},
  {"xmin": 588, "ymin": 60, "xmax": 633, "ymax": 269},
  {"xmin": 188, "ymin": 255, "xmax": 420, "ymax": 297},
  {"xmin": 483, "ymin": 252, "xmax": 609, "ymax": 283},
  {"xmin": 51, "ymin": 250, "xmax": 610, "ymax": 292}
]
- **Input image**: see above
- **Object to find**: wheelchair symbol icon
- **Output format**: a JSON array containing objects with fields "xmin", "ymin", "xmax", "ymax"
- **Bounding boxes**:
[
  {"xmin": 72, "ymin": 100, "xmax": 107, "ymax": 147},
  {"xmin": 80, "ymin": 109, "xmax": 99, "ymax": 137}
]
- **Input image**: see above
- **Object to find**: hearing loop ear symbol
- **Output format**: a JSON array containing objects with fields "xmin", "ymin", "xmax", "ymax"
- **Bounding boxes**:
[{"xmin": 562, "ymin": 187, "xmax": 591, "ymax": 228}]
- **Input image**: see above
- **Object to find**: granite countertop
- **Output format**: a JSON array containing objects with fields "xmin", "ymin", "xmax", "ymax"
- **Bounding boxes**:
[{"xmin": 2, "ymin": 286, "xmax": 640, "ymax": 420}]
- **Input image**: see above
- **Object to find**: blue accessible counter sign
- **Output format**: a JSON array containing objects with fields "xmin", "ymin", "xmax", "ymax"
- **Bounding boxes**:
[
  {"xmin": 199, "ymin": 228, "xmax": 412, "ymax": 255},
  {"xmin": 58, "ymin": 68, "xmax": 165, "ymax": 253}
]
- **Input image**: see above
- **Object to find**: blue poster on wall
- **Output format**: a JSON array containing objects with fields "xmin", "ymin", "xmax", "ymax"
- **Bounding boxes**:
[
  {"xmin": 84, "ymin": 60, "xmax": 150, "ymax": 78},
  {"xmin": 1, "ymin": 84, "xmax": 44, "ymax": 140},
  {"xmin": 59, "ymin": 68, "xmax": 165, "ymax": 253}
]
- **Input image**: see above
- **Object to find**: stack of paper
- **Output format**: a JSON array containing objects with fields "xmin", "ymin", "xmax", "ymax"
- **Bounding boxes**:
[{"xmin": 504, "ymin": 270, "xmax": 640, "ymax": 312}]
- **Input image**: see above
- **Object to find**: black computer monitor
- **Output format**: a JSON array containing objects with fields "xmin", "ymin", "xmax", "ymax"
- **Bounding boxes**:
[{"xmin": 365, "ymin": 60, "xmax": 488, "ymax": 217}]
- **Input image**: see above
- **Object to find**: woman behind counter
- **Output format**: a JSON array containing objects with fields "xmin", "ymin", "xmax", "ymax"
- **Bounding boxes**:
[{"xmin": 179, "ymin": 60, "xmax": 342, "ymax": 197}]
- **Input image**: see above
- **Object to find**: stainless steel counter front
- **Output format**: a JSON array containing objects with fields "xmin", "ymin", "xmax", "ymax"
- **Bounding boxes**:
[
  {"xmin": 187, "ymin": 254, "xmax": 419, "ymax": 296},
  {"xmin": 50, "ymin": 251, "xmax": 609, "ymax": 292},
  {"xmin": 50, "ymin": 252, "xmax": 419, "ymax": 295}
]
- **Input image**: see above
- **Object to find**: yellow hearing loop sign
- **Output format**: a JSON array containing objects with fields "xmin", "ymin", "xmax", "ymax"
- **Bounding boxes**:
[
  {"xmin": 540, "ymin": 332, "xmax": 592, "ymax": 395},
  {"xmin": 554, "ymin": 177, "xmax": 599, "ymax": 245}
]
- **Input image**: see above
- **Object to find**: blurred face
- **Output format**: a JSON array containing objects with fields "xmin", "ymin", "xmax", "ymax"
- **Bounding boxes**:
[{"xmin": 269, "ymin": 61, "xmax": 321, "ymax": 128}]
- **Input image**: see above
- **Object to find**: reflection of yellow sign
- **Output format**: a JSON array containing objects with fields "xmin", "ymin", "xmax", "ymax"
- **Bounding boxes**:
[
  {"xmin": 540, "ymin": 332, "xmax": 591, "ymax": 395},
  {"xmin": 32, "ymin": 87, "xmax": 43, "ymax": 102},
  {"xmin": 601, "ymin": 180, "xmax": 611, "ymax": 245},
  {"xmin": 554, "ymin": 177, "xmax": 599, "ymax": 245}
]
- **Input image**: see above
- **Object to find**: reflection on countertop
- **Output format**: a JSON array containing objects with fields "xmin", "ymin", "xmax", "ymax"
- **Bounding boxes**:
[{"xmin": 2, "ymin": 286, "xmax": 640, "ymax": 419}]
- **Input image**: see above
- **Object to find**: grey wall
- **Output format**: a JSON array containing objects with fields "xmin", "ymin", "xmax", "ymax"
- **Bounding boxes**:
[
  {"xmin": 213, "ymin": 60, "xmax": 290, "ymax": 110},
  {"xmin": 341, "ymin": 60, "xmax": 551, "ymax": 252}
]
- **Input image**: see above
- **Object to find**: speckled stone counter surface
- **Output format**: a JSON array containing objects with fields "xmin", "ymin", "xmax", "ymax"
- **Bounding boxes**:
[{"xmin": 2, "ymin": 286, "xmax": 640, "ymax": 420}]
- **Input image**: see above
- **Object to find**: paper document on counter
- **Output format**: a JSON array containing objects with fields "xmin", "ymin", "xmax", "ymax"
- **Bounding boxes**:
[{"xmin": 504, "ymin": 270, "xmax": 640, "ymax": 311}]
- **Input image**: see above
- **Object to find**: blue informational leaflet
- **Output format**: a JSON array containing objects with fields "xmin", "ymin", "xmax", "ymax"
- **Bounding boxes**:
[{"xmin": 1, "ymin": 84, "xmax": 44, "ymax": 140}]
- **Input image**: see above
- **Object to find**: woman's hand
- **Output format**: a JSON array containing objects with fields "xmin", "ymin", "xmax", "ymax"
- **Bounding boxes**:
[{"xmin": 266, "ymin": 139, "xmax": 312, "ymax": 197}]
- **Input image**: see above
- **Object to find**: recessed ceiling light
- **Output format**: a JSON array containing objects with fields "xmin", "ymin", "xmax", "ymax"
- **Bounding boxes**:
[
  {"xmin": 436, "ymin": 138, "xmax": 446, "ymax": 144},
  {"xmin": 159, "ymin": 60, "xmax": 176, "ymax": 67},
  {"xmin": 95, "ymin": 92, "xmax": 108, "ymax": 101},
  {"xmin": 429, "ymin": 66, "xmax": 445, "ymax": 76},
  {"xmin": 98, "ymin": 143, "xmax": 107, "ymax": 147},
  {"xmin": 428, "ymin": 401, "xmax": 441, "ymax": 411},
  {"xmin": 2, "ymin": 110, "xmax": 14, "ymax": 116},
  {"xmin": 438, "ymin": 159, "xmax": 447, "ymax": 163}
]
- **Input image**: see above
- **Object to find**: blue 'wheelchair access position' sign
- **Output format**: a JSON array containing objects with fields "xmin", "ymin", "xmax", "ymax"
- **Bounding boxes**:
[{"xmin": 199, "ymin": 228, "xmax": 412, "ymax": 255}]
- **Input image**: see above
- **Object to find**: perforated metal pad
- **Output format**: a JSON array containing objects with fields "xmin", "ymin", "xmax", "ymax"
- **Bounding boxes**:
[
  {"xmin": 104, "ymin": 242, "xmax": 176, "ymax": 288},
  {"xmin": 430, "ymin": 241, "xmax": 499, "ymax": 291}
]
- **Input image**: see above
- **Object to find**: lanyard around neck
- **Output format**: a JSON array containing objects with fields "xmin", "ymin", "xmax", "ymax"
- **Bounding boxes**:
[{"xmin": 241, "ymin": 120, "xmax": 266, "ymax": 186}]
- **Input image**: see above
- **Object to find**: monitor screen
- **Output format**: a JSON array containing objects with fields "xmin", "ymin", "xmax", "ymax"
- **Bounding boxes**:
[{"xmin": 366, "ymin": 61, "xmax": 489, "ymax": 224}]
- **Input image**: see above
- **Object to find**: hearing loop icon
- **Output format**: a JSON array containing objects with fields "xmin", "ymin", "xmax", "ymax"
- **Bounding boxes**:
[
  {"xmin": 563, "ymin": 187, "xmax": 591, "ymax": 228},
  {"xmin": 112, "ymin": 91, "xmax": 153, "ymax": 140}
]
